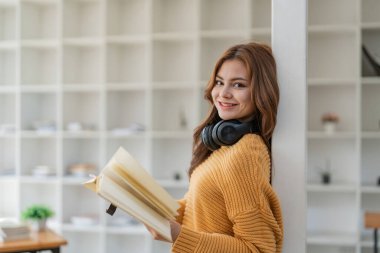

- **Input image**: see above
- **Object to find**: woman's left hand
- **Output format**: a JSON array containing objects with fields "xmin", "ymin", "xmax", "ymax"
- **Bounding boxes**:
[{"xmin": 144, "ymin": 220, "xmax": 181, "ymax": 243}]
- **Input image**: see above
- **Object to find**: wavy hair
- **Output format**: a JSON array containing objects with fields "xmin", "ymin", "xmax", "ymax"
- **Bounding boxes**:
[{"xmin": 188, "ymin": 42, "xmax": 280, "ymax": 179}]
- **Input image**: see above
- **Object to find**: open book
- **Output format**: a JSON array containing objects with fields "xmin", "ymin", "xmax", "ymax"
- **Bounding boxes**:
[{"xmin": 83, "ymin": 147, "xmax": 179, "ymax": 242}]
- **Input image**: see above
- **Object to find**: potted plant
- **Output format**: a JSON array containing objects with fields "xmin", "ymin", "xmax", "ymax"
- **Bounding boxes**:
[
  {"xmin": 21, "ymin": 205, "xmax": 54, "ymax": 231},
  {"xmin": 321, "ymin": 112, "xmax": 339, "ymax": 134}
]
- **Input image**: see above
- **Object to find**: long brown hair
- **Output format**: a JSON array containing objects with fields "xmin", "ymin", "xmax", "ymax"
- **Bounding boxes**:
[{"xmin": 188, "ymin": 42, "xmax": 280, "ymax": 178}]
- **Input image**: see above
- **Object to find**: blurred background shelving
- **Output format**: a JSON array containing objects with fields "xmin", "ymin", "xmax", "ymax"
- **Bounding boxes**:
[
  {"xmin": 0, "ymin": 0, "xmax": 271, "ymax": 253},
  {"xmin": 307, "ymin": 0, "xmax": 380, "ymax": 252}
]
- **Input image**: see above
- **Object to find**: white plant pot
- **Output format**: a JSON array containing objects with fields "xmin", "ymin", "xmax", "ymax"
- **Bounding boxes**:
[
  {"xmin": 323, "ymin": 122, "xmax": 337, "ymax": 134},
  {"xmin": 30, "ymin": 219, "xmax": 47, "ymax": 232}
]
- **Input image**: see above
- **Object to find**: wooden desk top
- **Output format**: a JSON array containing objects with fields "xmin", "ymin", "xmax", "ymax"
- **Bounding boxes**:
[{"xmin": 0, "ymin": 229, "xmax": 67, "ymax": 253}]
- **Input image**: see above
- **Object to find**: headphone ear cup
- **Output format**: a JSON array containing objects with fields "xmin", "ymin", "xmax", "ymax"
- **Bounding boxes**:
[
  {"xmin": 201, "ymin": 125, "xmax": 220, "ymax": 151},
  {"xmin": 212, "ymin": 121, "xmax": 241, "ymax": 146}
]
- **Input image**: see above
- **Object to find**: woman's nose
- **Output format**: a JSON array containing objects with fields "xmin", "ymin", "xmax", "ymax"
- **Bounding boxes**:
[{"xmin": 220, "ymin": 85, "xmax": 232, "ymax": 98}]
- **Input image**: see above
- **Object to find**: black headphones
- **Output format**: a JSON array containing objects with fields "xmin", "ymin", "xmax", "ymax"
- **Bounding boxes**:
[{"xmin": 201, "ymin": 119, "xmax": 260, "ymax": 151}]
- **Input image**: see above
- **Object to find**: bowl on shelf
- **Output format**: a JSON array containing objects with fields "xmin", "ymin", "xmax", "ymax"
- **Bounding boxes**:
[
  {"xmin": 70, "ymin": 215, "xmax": 98, "ymax": 226},
  {"xmin": 32, "ymin": 165, "xmax": 54, "ymax": 177},
  {"xmin": 68, "ymin": 163, "xmax": 96, "ymax": 178}
]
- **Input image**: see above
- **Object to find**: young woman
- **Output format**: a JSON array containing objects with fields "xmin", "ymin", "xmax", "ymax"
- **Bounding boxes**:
[{"xmin": 147, "ymin": 42, "xmax": 283, "ymax": 253}]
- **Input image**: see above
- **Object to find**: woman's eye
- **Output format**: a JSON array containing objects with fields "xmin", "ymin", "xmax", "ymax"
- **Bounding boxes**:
[
  {"xmin": 233, "ymin": 82, "xmax": 245, "ymax": 88},
  {"xmin": 215, "ymin": 80, "xmax": 223, "ymax": 86}
]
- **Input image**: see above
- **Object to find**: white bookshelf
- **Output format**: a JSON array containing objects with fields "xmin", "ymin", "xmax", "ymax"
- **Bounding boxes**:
[
  {"xmin": 0, "ymin": 0, "xmax": 272, "ymax": 253},
  {"xmin": 307, "ymin": 0, "xmax": 380, "ymax": 252}
]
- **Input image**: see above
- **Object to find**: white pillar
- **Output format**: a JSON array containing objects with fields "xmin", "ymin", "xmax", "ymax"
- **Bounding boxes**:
[{"xmin": 271, "ymin": 1, "xmax": 307, "ymax": 252}]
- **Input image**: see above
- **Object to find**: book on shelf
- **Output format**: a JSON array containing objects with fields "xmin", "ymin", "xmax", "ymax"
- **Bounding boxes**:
[
  {"xmin": 0, "ymin": 219, "xmax": 31, "ymax": 242},
  {"xmin": 83, "ymin": 147, "xmax": 179, "ymax": 242}
]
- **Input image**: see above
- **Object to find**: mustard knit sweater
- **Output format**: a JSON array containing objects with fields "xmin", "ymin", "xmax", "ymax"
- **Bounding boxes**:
[{"xmin": 172, "ymin": 134, "xmax": 283, "ymax": 253}]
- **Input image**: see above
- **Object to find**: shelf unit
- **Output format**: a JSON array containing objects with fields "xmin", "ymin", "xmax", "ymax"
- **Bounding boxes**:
[
  {"xmin": 0, "ymin": 1, "xmax": 271, "ymax": 253},
  {"xmin": 307, "ymin": 0, "xmax": 380, "ymax": 252}
]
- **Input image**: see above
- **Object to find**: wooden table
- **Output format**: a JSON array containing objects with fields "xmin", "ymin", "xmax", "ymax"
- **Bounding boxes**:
[
  {"xmin": 0, "ymin": 229, "xmax": 67, "ymax": 253},
  {"xmin": 365, "ymin": 212, "xmax": 380, "ymax": 253}
]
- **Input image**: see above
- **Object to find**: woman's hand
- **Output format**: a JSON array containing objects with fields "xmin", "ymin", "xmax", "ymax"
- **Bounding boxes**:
[{"xmin": 144, "ymin": 220, "xmax": 181, "ymax": 243}]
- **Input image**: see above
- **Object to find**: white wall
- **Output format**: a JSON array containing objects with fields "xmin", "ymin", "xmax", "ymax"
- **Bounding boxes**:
[{"xmin": 272, "ymin": 0, "xmax": 307, "ymax": 252}]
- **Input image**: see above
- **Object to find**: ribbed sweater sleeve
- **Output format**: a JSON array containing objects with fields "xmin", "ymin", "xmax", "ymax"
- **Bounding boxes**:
[
  {"xmin": 171, "ymin": 135, "xmax": 283, "ymax": 253},
  {"xmin": 176, "ymin": 198, "xmax": 187, "ymax": 224}
]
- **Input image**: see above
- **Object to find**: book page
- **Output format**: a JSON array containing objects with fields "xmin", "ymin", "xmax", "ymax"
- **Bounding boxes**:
[
  {"xmin": 98, "ymin": 175, "xmax": 172, "ymax": 242},
  {"xmin": 105, "ymin": 147, "xmax": 179, "ymax": 216}
]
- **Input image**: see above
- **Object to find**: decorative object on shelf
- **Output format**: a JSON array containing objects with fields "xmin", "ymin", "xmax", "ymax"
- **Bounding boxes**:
[
  {"xmin": 32, "ymin": 165, "xmax": 54, "ymax": 177},
  {"xmin": 66, "ymin": 121, "xmax": 83, "ymax": 132},
  {"xmin": 179, "ymin": 107, "xmax": 188, "ymax": 129},
  {"xmin": 321, "ymin": 112, "xmax": 339, "ymax": 134},
  {"xmin": 68, "ymin": 163, "xmax": 96, "ymax": 178},
  {"xmin": 173, "ymin": 172, "xmax": 181, "ymax": 181},
  {"xmin": 319, "ymin": 158, "xmax": 332, "ymax": 185},
  {"xmin": 362, "ymin": 45, "xmax": 380, "ymax": 76},
  {"xmin": 70, "ymin": 215, "xmax": 98, "ymax": 227},
  {"xmin": 0, "ymin": 124, "xmax": 15, "ymax": 134},
  {"xmin": 111, "ymin": 122, "xmax": 145, "ymax": 136},
  {"xmin": 21, "ymin": 205, "xmax": 54, "ymax": 232},
  {"xmin": 32, "ymin": 120, "xmax": 56, "ymax": 134}
]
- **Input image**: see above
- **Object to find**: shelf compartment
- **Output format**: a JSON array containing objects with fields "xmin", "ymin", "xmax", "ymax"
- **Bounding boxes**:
[
  {"xmin": 0, "ymin": 93, "xmax": 15, "ymax": 128},
  {"xmin": 106, "ymin": 42, "xmax": 148, "ymax": 83},
  {"xmin": 20, "ymin": 138, "xmax": 56, "ymax": 176},
  {"xmin": 0, "ymin": 49, "xmax": 16, "ymax": 85},
  {"xmin": 62, "ymin": 230, "xmax": 101, "ymax": 253},
  {"xmin": 151, "ymin": 138, "xmax": 191, "ymax": 181},
  {"xmin": 21, "ymin": 92, "xmax": 57, "ymax": 131},
  {"xmin": 362, "ymin": 85, "xmax": 380, "ymax": 131},
  {"xmin": 0, "ymin": 180, "xmax": 17, "ymax": 217},
  {"xmin": 21, "ymin": 1, "xmax": 57, "ymax": 40},
  {"xmin": 152, "ymin": 89, "xmax": 196, "ymax": 131},
  {"xmin": 200, "ymin": 0, "xmax": 248, "ymax": 31},
  {"xmin": 21, "ymin": 47, "xmax": 58, "ymax": 85},
  {"xmin": 152, "ymin": 40, "xmax": 195, "ymax": 82},
  {"xmin": 62, "ymin": 138, "xmax": 100, "ymax": 177},
  {"xmin": 62, "ymin": 184, "xmax": 100, "ymax": 225},
  {"xmin": 307, "ymin": 192, "xmax": 358, "ymax": 237},
  {"xmin": 106, "ymin": 138, "xmax": 148, "ymax": 170},
  {"xmin": 308, "ymin": 86, "xmax": 357, "ymax": 132},
  {"xmin": 63, "ymin": 0, "xmax": 101, "ymax": 38},
  {"xmin": 63, "ymin": 45, "xmax": 101, "ymax": 85},
  {"xmin": 308, "ymin": 33, "xmax": 357, "ymax": 79},
  {"xmin": 63, "ymin": 91, "xmax": 100, "ymax": 131},
  {"xmin": 308, "ymin": 0, "xmax": 357, "ymax": 26},
  {"xmin": 200, "ymin": 37, "xmax": 246, "ymax": 81},
  {"xmin": 152, "ymin": 0, "xmax": 196, "ymax": 33},
  {"xmin": 308, "ymin": 139, "xmax": 358, "ymax": 186},
  {"xmin": 361, "ymin": 139, "xmax": 380, "ymax": 186},
  {"xmin": 105, "ymin": 234, "xmax": 149, "ymax": 253},
  {"xmin": 362, "ymin": 0, "xmax": 380, "ymax": 24},
  {"xmin": 362, "ymin": 29, "xmax": 380, "ymax": 77},
  {"xmin": 0, "ymin": 138, "xmax": 15, "ymax": 176},
  {"xmin": 251, "ymin": 0, "xmax": 271, "ymax": 29},
  {"xmin": 20, "ymin": 183, "xmax": 59, "ymax": 225},
  {"xmin": 106, "ymin": 90, "xmax": 147, "ymax": 132},
  {"xmin": 106, "ymin": 0, "xmax": 149, "ymax": 36},
  {"xmin": 0, "ymin": 4, "xmax": 16, "ymax": 41}
]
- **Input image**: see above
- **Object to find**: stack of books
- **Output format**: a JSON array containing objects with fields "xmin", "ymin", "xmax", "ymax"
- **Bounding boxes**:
[{"xmin": 0, "ymin": 220, "xmax": 31, "ymax": 242}]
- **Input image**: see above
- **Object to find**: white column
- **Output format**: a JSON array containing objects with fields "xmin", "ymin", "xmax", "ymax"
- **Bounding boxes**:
[{"xmin": 271, "ymin": 1, "xmax": 307, "ymax": 252}]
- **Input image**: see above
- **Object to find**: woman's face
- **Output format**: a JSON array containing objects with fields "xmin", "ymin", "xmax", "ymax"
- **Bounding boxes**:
[{"xmin": 211, "ymin": 59, "xmax": 255, "ymax": 122}]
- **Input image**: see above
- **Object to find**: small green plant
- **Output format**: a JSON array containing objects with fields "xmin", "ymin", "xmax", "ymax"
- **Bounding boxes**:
[{"xmin": 21, "ymin": 205, "xmax": 54, "ymax": 221}]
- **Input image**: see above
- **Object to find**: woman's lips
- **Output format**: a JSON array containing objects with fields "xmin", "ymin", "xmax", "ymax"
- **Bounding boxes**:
[{"xmin": 218, "ymin": 101, "xmax": 237, "ymax": 109}]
